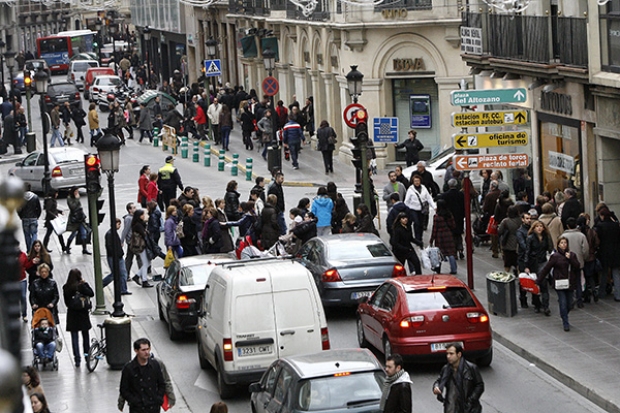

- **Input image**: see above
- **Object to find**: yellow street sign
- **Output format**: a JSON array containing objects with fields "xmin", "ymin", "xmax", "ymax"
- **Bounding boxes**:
[
  {"xmin": 451, "ymin": 110, "xmax": 528, "ymax": 127},
  {"xmin": 453, "ymin": 131, "xmax": 529, "ymax": 149}
]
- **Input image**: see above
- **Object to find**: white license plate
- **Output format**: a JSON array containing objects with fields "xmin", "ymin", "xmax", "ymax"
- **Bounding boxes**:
[
  {"xmin": 237, "ymin": 345, "xmax": 272, "ymax": 357},
  {"xmin": 70, "ymin": 169, "xmax": 80, "ymax": 175},
  {"xmin": 431, "ymin": 341, "xmax": 463, "ymax": 352},
  {"xmin": 351, "ymin": 291, "xmax": 373, "ymax": 300}
]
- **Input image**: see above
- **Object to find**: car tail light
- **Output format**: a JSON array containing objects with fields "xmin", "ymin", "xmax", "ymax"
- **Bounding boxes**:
[
  {"xmin": 93, "ymin": 87, "xmax": 99, "ymax": 92},
  {"xmin": 175, "ymin": 294, "xmax": 195, "ymax": 310},
  {"xmin": 44, "ymin": 95, "xmax": 51, "ymax": 103},
  {"xmin": 223, "ymin": 338, "xmax": 233, "ymax": 361},
  {"xmin": 74, "ymin": 92, "xmax": 80, "ymax": 100},
  {"xmin": 321, "ymin": 327, "xmax": 330, "ymax": 350},
  {"xmin": 321, "ymin": 268, "xmax": 342, "ymax": 283},
  {"xmin": 400, "ymin": 316, "xmax": 425, "ymax": 328},
  {"xmin": 71, "ymin": 73, "xmax": 75, "ymax": 80},
  {"xmin": 51, "ymin": 166, "xmax": 62, "ymax": 177},
  {"xmin": 392, "ymin": 264, "xmax": 406, "ymax": 277},
  {"xmin": 467, "ymin": 312, "xmax": 489, "ymax": 324}
]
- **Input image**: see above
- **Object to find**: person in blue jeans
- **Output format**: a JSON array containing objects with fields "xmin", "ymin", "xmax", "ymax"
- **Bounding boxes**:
[
  {"xmin": 103, "ymin": 219, "xmax": 131, "ymax": 295},
  {"xmin": 33, "ymin": 318, "xmax": 56, "ymax": 362},
  {"xmin": 18, "ymin": 184, "xmax": 42, "ymax": 252},
  {"xmin": 50, "ymin": 103, "xmax": 65, "ymax": 147},
  {"xmin": 283, "ymin": 115, "xmax": 305, "ymax": 170}
]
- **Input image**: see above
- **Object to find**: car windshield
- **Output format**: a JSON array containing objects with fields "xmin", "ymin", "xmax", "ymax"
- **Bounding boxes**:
[
  {"xmin": 328, "ymin": 241, "xmax": 392, "ymax": 260},
  {"xmin": 406, "ymin": 287, "xmax": 477, "ymax": 311},
  {"xmin": 51, "ymin": 151, "xmax": 82, "ymax": 164},
  {"xmin": 100, "ymin": 77, "xmax": 122, "ymax": 86},
  {"xmin": 297, "ymin": 371, "xmax": 384, "ymax": 411},
  {"xmin": 49, "ymin": 84, "xmax": 77, "ymax": 94},
  {"xmin": 74, "ymin": 62, "xmax": 97, "ymax": 71},
  {"xmin": 179, "ymin": 264, "xmax": 217, "ymax": 287}
]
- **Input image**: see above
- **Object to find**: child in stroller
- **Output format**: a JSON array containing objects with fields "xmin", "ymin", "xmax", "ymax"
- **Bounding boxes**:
[{"xmin": 31, "ymin": 308, "xmax": 59, "ymax": 371}]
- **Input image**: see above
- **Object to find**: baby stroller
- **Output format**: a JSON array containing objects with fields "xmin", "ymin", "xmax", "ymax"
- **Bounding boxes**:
[
  {"xmin": 31, "ymin": 308, "xmax": 60, "ymax": 371},
  {"xmin": 472, "ymin": 212, "xmax": 491, "ymax": 247}
]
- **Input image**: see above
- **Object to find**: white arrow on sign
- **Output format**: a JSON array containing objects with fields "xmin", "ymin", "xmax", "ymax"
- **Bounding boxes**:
[
  {"xmin": 513, "ymin": 90, "xmax": 525, "ymax": 101},
  {"xmin": 457, "ymin": 157, "xmax": 468, "ymax": 169}
]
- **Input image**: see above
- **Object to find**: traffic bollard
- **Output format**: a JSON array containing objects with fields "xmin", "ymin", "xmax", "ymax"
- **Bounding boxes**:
[
  {"xmin": 204, "ymin": 144, "xmax": 211, "ymax": 167},
  {"xmin": 153, "ymin": 133, "xmax": 159, "ymax": 147},
  {"xmin": 231, "ymin": 153, "xmax": 239, "ymax": 176},
  {"xmin": 181, "ymin": 136, "xmax": 189, "ymax": 159},
  {"xmin": 218, "ymin": 154, "xmax": 225, "ymax": 171},
  {"xmin": 246, "ymin": 157, "xmax": 253, "ymax": 181},
  {"xmin": 193, "ymin": 141, "xmax": 199, "ymax": 162},
  {"xmin": 153, "ymin": 127, "xmax": 160, "ymax": 148}
]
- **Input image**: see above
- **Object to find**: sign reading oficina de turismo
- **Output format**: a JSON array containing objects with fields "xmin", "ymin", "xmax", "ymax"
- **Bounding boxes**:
[{"xmin": 453, "ymin": 131, "xmax": 529, "ymax": 149}]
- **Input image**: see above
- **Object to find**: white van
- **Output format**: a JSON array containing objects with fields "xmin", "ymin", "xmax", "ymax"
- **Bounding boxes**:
[
  {"xmin": 196, "ymin": 258, "xmax": 330, "ymax": 398},
  {"xmin": 67, "ymin": 60, "xmax": 99, "ymax": 90}
]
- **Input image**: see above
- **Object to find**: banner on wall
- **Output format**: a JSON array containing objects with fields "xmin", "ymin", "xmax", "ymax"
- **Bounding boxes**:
[{"xmin": 409, "ymin": 94, "xmax": 431, "ymax": 129}]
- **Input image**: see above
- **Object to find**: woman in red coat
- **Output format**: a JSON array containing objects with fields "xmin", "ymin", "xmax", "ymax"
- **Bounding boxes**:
[
  {"xmin": 430, "ymin": 199, "xmax": 457, "ymax": 274},
  {"xmin": 137, "ymin": 165, "xmax": 150, "ymax": 208},
  {"xmin": 146, "ymin": 173, "xmax": 160, "ymax": 204}
]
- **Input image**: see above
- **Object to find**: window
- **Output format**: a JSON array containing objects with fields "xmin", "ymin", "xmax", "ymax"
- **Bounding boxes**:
[
  {"xmin": 379, "ymin": 285, "xmax": 398, "ymax": 312},
  {"xmin": 297, "ymin": 372, "xmax": 383, "ymax": 411},
  {"xmin": 369, "ymin": 284, "xmax": 390, "ymax": 307},
  {"xmin": 179, "ymin": 264, "xmax": 217, "ymax": 287},
  {"xmin": 263, "ymin": 365, "xmax": 279, "ymax": 396},
  {"xmin": 601, "ymin": 0, "xmax": 620, "ymax": 72},
  {"xmin": 328, "ymin": 241, "xmax": 392, "ymax": 260},
  {"xmin": 406, "ymin": 287, "xmax": 476, "ymax": 312},
  {"xmin": 22, "ymin": 153, "xmax": 38, "ymax": 167},
  {"xmin": 273, "ymin": 367, "xmax": 294, "ymax": 404}
]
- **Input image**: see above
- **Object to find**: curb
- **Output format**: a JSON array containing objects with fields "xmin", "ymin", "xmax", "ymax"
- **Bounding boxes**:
[{"xmin": 493, "ymin": 331, "xmax": 619, "ymax": 413}]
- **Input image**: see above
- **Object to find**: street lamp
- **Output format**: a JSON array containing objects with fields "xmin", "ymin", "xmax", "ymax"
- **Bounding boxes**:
[
  {"xmin": 34, "ymin": 68, "xmax": 51, "ymax": 196},
  {"xmin": 262, "ymin": 47, "xmax": 280, "ymax": 171},
  {"xmin": 96, "ymin": 132, "xmax": 124, "ymax": 317},
  {"xmin": 346, "ymin": 65, "xmax": 364, "ymax": 104},
  {"xmin": 205, "ymin": 37, "xmax": 218, "ymax": 96},
  {"xmin": 142, "ymin": 26, "xmax": 152, "ymax": 88},
  {"xmin": 0, "ymin": 39, "xmax": 5, "ymax": 92}
]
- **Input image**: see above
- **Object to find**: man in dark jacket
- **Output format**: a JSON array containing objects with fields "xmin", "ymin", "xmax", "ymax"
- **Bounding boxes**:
[
  {"xmin": 386, "ymin": 193, "xmax": 411, "ymax": 237},
  {"xmin": 3, "ymin": 110, "xmax": 21, "ymax": 155},
  {"xmin": 18, "ymin": 183, "xmax": 42, "ymax": 252},
  {"xmin": 433, "ymin": 343, "xmax": 484, "ymax": 413},
  {"xmin": 395, "ymin": 130, "xmax": 424, "ymax": 167},
  {"xmin": 381, "ymin": 353, "xmax": 412, "ymax": 413},
  {"xmin": 439, "ymin": 179, "xmax": 465, "ymax": 258},
  {"xmin": 103, "ymin": 218, "xmax": 130, "ymax": 295},
  {"xmin": 120, "ymin": 338, "xmax": 165, "ymax": 413},
  {"xmin": 413, "ymin": 161, "xmax": 439, "ymax": 199},
  {"xmin": 158, "ymin": 156, "xmax": 184, "ymax": 207},
  {"xmin": 561, "ymin": 188, "xmax": 583, "ymax": 228},
  {"xmin": 268, "ymin": 172, "xmax": 286, "ymax": 235},
  {"xmin": 283, "ymin": 116, "xmax": 305, "ymax": 169}
]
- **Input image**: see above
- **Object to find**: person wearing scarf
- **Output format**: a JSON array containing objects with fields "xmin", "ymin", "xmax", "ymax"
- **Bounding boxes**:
[{"xmin": 380, "ymin": 354, "xmax": 413, "ymax": 412}]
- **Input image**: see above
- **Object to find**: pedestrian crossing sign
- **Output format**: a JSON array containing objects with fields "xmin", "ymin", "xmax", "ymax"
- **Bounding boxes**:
[
  {"xmin": 373, "ymin": 117, "xmax": 399, "ymax": 143},
  {"xmin": 204, "ymin": 59, "xmax": 221, "ymax": 77}
]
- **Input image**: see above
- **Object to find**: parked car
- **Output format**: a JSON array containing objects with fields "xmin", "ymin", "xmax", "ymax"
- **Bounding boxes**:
[
  {"xmin": 295, "ymin": 233, "xmax": 406, "ymax": 307},
  {"xmin": 42, "ymin": 82, "xmax": 82, "ymax": 113},
  {"xmin": 89, "ymin": 75, "xmax": 123, "ymax": 103},
  {"xmin": 402, "ymin": 148, "xmax": 482, "ymax": 192},
  {"xmin": 83, "ymin": 66, "xmax": 115, "ymax": 100},
  {"xmin": 67, "ymin": 59, "xmax": 99, "ymax": 90},
  {"xmin": 356, "ymin": 275, "xmax": 493, "ymax": 366},
  {"xmin": 250, "ymin": 349, "xmax": 385, "ymax": 413},
  {"xmin": 156, "ymin": 253, "xmax": 235, "ymax": 340},
  {"xmin": 8, "ymin": 147, "xmax": 87, "ymax": 193},
  {"xmin": 197, "ymin": 259, "xmax": 330, "ymax": 398},
  {"xmin": 13, "ymin": 60, "xmax": 51, "ymax": 93}
]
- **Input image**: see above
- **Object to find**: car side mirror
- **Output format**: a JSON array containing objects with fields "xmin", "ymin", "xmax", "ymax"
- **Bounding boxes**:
[
  {"xmin": 248, "ymin": 382, "xmax": 263, "ymax": 393},
  {"xmin": 15, "ymin": 162, "xmax": 22, "ymax": 167},
  {"xmin": 358, "ymin": 296, "xmax": 369, "ymax": 304}
]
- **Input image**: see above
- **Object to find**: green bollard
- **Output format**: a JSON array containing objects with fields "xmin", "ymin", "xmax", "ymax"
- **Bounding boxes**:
[
  {"xmin": 204, "ymin": 144, "xmax": 211, "ymax": 167},
  {"xmin": 181, "ymin": 136, "xmax": 189, "ymax": 159},
  {"xmin": 246, "ymin": 157, "xmax": 253, "ymax": 181},
  {"xmin": 218, "ymin": 155, "xmax": 225, "ymax": 171},
  {"xmin": 231, "ymin": 153, "xmax": 239, "ymax": 176},
  {"xmin": 219, "ymin": 149, "xmax": 225, "ymax": 159},
  {"xmin": 153, "ymin": 132, "xmax": 159, "ymax": 147},
  {"xmin": 193, "ymin": 141, "xmax": 199, "ymax": 162}
]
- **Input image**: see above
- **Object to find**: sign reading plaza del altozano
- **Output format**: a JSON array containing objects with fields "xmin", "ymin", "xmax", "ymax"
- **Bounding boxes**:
[{"xmin": 451, "ymin": 88, "xmax": 527, "ymax": 106}]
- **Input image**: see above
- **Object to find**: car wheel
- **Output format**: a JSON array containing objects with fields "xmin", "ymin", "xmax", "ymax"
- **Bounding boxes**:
[
  {"xmin": 216, "ymin": 358, "xmax": 235, "ymax": 399},
  {"xmin": 383, "ymin": 336, "xmax": 392, "ymax": 363},
  {"xmin": 356, "ymin": 318, "xmax": 369, "ymax": 348},
  {"xmin": 477, "ymin": 349, "xmax": 493, "ymax": 367},
  {"xmin": 168, "ymin": 318, "xmax": 182, "ymax": 341}
]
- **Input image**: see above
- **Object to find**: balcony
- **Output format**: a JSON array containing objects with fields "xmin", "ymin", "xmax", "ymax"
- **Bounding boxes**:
[
  {"xmin": 374, "ymin": 0, "xmax": 431, "ymax": 12},
  {"xmin": 228, "ymin": 0, "xmax": 270, "ymax": 15},
  {"xmin": 461, "ymin": 12, "xmax": 588, "ymax": 77}
]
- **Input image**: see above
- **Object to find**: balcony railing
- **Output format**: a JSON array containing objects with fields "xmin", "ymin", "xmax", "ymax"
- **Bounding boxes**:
[
  {"xmin": 229, "ymin": 0, "xmax": 270, "ymax": 15},
  {"xmin": 374, "ymin": 0, "xmax": 431, "ymax": 11},
  {"xmin": 285, "ymin": 0, "xmax": 330, "ymax": 21},
  {"xmin": 461, "ymin": 12, "xmax": 588, "ymax": 68}
]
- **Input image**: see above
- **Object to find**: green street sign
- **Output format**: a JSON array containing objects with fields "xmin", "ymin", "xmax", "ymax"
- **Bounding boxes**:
[{"xmin": 451, "ymin": 88, "xmax": 527, "ymax": 106}]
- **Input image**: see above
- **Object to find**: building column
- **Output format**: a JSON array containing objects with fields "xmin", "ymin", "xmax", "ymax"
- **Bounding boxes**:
[
  {"xmin": 320, "ymin": 72, "xmax": 337, "ymax": 140},
  {"xmin": 309, "ymin": 69, "xmax": 320, "ymax": 140},
  {"xmin": 337, "ymin": 75, "xmax": 353, "ymax": 162},
  {"xmin": 275, "ymin": 63, "xmax": 290, "ymax": 108},
  {"xmin": 290, "ymin": 66, "xmax": 307, "ymax": 102}
]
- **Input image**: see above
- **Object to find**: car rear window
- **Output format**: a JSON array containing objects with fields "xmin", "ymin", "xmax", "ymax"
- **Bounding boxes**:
[
  {"xmin": 49, "ymin": 84, "xmax": 77, "ymax": 94},
  {"xmin": 179, "ymin": 264, "xmax": 216, "ymax": 287},
  {"xmin": 328, "ymin": 241, "xmax": 392, "ymax": 260},
  {"xmin": 51, "ymin": 151, "xmax": 83, "ymax": 164},
  {"xmin": 99, "ymin": 77, "xmax": 122, "ymax": 86},
  {"xmin": 74, "ymin": 62, "xmax": 97, "ymax": 71},
  {"xmin": 297, "ymin": 371, "xmax": 383, "ymax": 411},
  {"xmin": 406, "ymin": 287, "xmax": 477, "ymax": 311}
]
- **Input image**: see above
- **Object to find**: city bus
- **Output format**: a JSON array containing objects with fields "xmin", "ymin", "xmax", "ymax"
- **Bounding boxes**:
[{"xmin": 36, "ymin": 30, "xmax": 96, "ymax": 74}]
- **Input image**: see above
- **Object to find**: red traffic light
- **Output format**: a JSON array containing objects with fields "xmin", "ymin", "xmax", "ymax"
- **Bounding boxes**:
[
  {"xmin": 85, "ymin": 154, "xmax": 100, "ymax": 171},
  {"xmin": 355, "ymin": 109, "xmax": 368, "ymax": 122}
]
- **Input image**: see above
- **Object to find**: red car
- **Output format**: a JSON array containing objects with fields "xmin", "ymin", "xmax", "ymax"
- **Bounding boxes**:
[{"xmin": 356, "ymin": 275, "xmax": 493, "ymax": 366}]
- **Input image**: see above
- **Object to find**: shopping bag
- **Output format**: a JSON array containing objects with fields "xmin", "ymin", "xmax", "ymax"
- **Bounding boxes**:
[
  {"xmin": 163, "ymin": 249, "xmax": 175, "ymax": 269},
  {"xmin": 161, "ymin": 394, "xmax": 170, "ymax": 411},
  {"xmin": 486, "ymin": 215, "xmax": 498, "ymax": 235},
  {"xmin": 51, "ymin": 215, "xmax": 68, "ymax": 235},
  {"xmin": 421, "ymin": 247, "xmax": 432, "ymax": 269},
  {"xmin": 519, "ymin": 272, "xmax": 540, "ymax": 295}
]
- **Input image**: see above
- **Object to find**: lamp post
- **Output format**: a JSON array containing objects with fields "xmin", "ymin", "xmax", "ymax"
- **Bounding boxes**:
[
  {"xmin": 96, "ymin": 133, "xmax": 124, "ymax": 317},
  {"xmin": 346, "ymin": 65, "xmax": 364, "ymax": 104},
  {"xmin": 4, "ymin": 51, "xmax": 15, "ymax": 106},
  {"xmin": 205, "ymin": 37, "xmax": 218, "ymax": 96},
  {"xmin": 142, "ymin": 26, "xmax": 152, "ymax": 87},
  {"xmin": 95, "ymin": 19, "xmax": 103, "ymax": 65},
  {"xmin": 34, "ymin": 68, "xmax": 51, "ymax": 196},
  {"xmin": 262, "ymin": 47, "xmax": 280, "ymax": 171},
  {"xmin": 0, "ymin": 39, "xmax": 5, "ymax": 92}
]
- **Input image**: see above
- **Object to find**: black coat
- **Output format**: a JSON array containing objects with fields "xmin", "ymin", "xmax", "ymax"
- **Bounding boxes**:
[
  {"xmin": 63, "ymin": 282, "xmax": 94, "ymax": 332},
  {"xmin": 433, "ymin": 359, "xmax": 484, "ymax": 413},
  {"xmin": 292, "ymin": 219, "xmax": 317, "ymax": 244},
  {"xmin": 120, "ymin": 357, "xmax": 166, "ymax": 411},
  {"xmin": 202, "ymin": 217, "xmax": 222, "ymax": 254},
  {"xmin": 180, "ymin": 215, "xmax": 198, "ymax": 248},
  {"xmin": 396, "ymin": 138, "xmax": 424, "ymax": 164},
  {"xmin": 594, "ymin": 218, "xmax": 620, "ymax": 268},
  {"xmin": 386, "ymin": 202, "xmax": 412, "ymax": 236},
  {"xmin": 391, "ymin": 223, "xmax": 415, "ymax": 264},
  {"xmin": 355, "ymin": 214, "xmax": 378, "ymax": 235},
  {"xmin": 44, "ymin": 197, "xmax": 61, "ymax": 224},
  {"xmin": 71, "ymin": 107, "xmax": 87, "ymax": 127},
  {"xmin": 260, "ymin": 204, "xmax": 280, "ymax": 249},
  {"xmin": 316, "ymin": 126, "xmax": 336, "ymax": 152},
  {"xmin": 216, "ymin": 209, "xmax": 234, "ymax": 253},
  {"xmin": 561, "ymin": 197, "xmax": 583, "ymax": 227},
  {"xmin": 384, "ymin": 381, "xmax": 412, "ymax": 413},
  {"xmin": 525, "ymin": 233, "xmax": 553, "ymax": 271},
  {"xmin": 29, "ymin": 277, "xmax": 60, "ymax": 323},
  {"xmin": 268, "ymin": 183, "xmax": 285, "ymax": 213},
  {"xmin": 439, "ymin": 189, "xmax": 465, "ymax": 235},
  {"xmin": 224, "ymin": 190, "xmax": 241, "ymax": 221}
]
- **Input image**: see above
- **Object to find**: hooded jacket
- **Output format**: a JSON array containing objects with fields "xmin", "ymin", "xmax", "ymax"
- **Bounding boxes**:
[
  {"xmin": 311, "ymin": 196, "xmax": 334, "ymax": 228},
  {"xmin": 18, "ymin": 191, "xmax": 42, "ymax": 220}
]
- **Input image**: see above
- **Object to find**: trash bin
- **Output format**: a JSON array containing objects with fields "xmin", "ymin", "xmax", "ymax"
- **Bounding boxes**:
[
  {"xmin": 26, "ymin": 132, "xmax": 36, "ymax": 153},
  {"xmin": 104, "ymin": 317, "xmax": 132, "ymax": 370},
  {"xmin": 486, "ymin": 272, "xmax": 517, "ymax": 317},
  {"xmin": 267, "ymin": 145, "xmax": 281, "ymax": 173}
]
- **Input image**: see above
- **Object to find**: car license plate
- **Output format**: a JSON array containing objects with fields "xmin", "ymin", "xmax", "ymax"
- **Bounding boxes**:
[
  {"xmin": 237, "ymin": 345, "xmax": 272, "ymax": 357},
  {"xmin": 431, "ymin": 341, "xmax": 464, "ymax": 352},
  {"xmin": 351, "ymin": 291, "xmax": 373, "ymax": 300}
]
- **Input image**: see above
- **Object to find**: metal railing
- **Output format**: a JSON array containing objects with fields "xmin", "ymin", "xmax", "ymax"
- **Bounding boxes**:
[{"xmin": 374, "ymin": 0, "xmax": 432, "ymax": 11}]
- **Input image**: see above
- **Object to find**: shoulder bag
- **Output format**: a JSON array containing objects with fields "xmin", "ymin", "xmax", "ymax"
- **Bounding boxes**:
[
  {"xmin": 413, "ymin": 190, "xmax": 430, "ymax": 216},
  {"xmin": 69, "ymin": 291, "xmax": 92, "ymax": 311}
]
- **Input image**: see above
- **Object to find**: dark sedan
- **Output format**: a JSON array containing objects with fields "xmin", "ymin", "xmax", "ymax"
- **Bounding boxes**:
[
  {"xmin": 295, "ymin": 234, "xmax": 406, "ymax": 307},
  {"xmin": 42, "ymin": 82, "xmax": 82, "ymax": 113},
  {"xmin": 156, "ymin": 254, "xmax": 235, "ymax": 340}
]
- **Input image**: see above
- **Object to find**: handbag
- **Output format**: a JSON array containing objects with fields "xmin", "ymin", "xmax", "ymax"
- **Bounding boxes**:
[
  {"xmin": 163, "ymin": 249, "xmax": 175, "ymax": 269},
  {"xmin": 50, "ymin": 215, "xmax": 67, "ymax": 235},
  {"xmin": 414, "ymin": 190, "xmax": 430, "ymax": 216},
  {"xmin": 69, "ymin": 291, "xmax": 92, "ymax": 311},
  {"xmin": 327, "ymin": 128, "xmax": 337, "ymax": 145},
  {"xmin": 130, "ymin": 231, "xmax": 146, "ymax": 254},
  {"xmin": 486, "ymin": 215, "xmax": 498, "ymax": 235},
  {"xmin": 555, "ymin": 278, "xmax": 570, "ymax": 290}
]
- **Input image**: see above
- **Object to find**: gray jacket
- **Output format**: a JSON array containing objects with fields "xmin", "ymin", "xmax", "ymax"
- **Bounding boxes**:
[
  {"xmin": 139, "ymin": 109, "xmax": 152, "ymax": 131},
  {"xmin": 121, "ymin": 213, "xmax": 133, "ymax": 245},
  {"xmin": 498, "ymin": 216, "xmax": 521, "ymax": 252},
  {"xmin": 562, "ymin": 228, "xmax": 589, "ymax": 268}
]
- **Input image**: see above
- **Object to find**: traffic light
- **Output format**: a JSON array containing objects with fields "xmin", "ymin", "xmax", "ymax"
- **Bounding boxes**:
[
  {"xmin": 95, "ymin": 198, "xmax": 105, "ymax": 226},
  {"xmin": 23, "ymin": 70, "xmax": 32, "ymax": 90},
  {"xmin": 84, "ymin": 154, "xmax": 102, "ymax": 194},
  {"xmin": 354, "ymin": 109, "xmax": 369, "ymax": 143}
]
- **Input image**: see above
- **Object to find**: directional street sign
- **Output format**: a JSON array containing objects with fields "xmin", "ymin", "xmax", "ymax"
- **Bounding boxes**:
[
  {"xmin": 373, "ymin": 117, "xmax": 399, "ymax": 143},
  {"xmin": 451, "ymin": 88, "xmax": 527, "ymax": 106},
  {"xmin": 453, "ymin": 131, "xmax": 529, "ymax": 149},
  {"xmin": 452, "ymin": 110, "xmax": 527, "ymax": 128},
  {"xmin": 204, "ymin": 59, "xmax": 221, "ymax": 77},
  {"xmin": 454, "ymin": 154, "xmax": 530, "ymax": 171}
]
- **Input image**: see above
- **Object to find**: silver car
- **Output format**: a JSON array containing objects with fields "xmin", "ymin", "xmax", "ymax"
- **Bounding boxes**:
[
  {"xmin": 295, "ymin": 233, "xmax": 405, "ymax": 307},
  {"xmin": 67, "ymin": 60, "xmax": 99, "ymax": 90},
  {"xmin": 9, "ymin": 147, "xmax": 87, "ymax": 192}
]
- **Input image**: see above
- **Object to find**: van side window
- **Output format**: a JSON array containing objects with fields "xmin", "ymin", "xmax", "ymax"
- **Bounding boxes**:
[
  {"xmin": 369, "ymin": 283, "xmax": 389, "ymax": 307},
  {"xmin": 273, "ymin": 367, "xmax": 293, "ymax": 405},
  {"xmin": 379, "ymin": 285, "xmax": 398, "ymax": 312}
]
